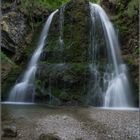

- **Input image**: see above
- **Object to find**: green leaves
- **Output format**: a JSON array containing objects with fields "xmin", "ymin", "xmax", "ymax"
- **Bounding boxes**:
[
  {"xmin": 20, "ymin": 0, "xmax": 69, "ymax": 11},
  {"xmin": 90, "ymin": 0, "xmax": 100, "ymax": 4},
  {"xmin": 0, "ymin": 52, "xmax": 16, "ymax": 66}
]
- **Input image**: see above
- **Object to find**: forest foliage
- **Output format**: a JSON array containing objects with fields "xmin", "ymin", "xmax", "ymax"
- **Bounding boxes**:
[{"xmin": 19, "ymin": 0, "xmax": 100, "ymax": 11}]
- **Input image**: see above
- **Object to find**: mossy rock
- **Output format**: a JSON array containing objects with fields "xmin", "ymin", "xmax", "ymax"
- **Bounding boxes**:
[
  {"xmin": 35, "ymin": 62, "xmax": 89, "ymax": 104},
  {"xmin": 40, "ymin": 0, "xmax": 90, "ymax": 63},
  {"xmin": 36, "ymin": 63, "xmax": 89, "ymax": 86},
  {"xmin": 38, "ymin": 133, "xmax": 61, "ymax": 140}
]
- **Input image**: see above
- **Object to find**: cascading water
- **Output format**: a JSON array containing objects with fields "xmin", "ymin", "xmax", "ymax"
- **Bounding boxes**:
[
  {"xmin": 8, "ymin": 10, "xmax": 58, "ymax": 102},
  {"xmin": 59, "ymin": 6, "xmax": 65, "ymax": 53},
  {"xmin": 59, "ymin": 6, "xmax": 67, "ymax": 96},
  {"xmin": 47, "ymin": 6, "xmax": 66, "ymax": 104},
  {"xmin": 7, "ymin": 2, "xmax": 134, "ymax": 107},
  {"xmin": 89, "ymin": 3, "xmax": 134, "ymax": 108}
]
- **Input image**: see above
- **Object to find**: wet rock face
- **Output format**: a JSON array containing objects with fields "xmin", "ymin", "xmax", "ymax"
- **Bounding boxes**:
[
  {"xmin": 63, "ymin": 0, "xmax": 90, "ymax": 62},
  {"xmin": 41, "ymin": 0, "xmax": 90, "ymax": 63},
  {"xmin": 1, "ymin": 1, "xmax": 49, "ymax": 101},
  {"xmin": 1, "ymin": 2, "xmax": 30, "ymax": 100},
  {"xmin": 35, "ymin": 63, "xmax": 89, "ymax": 104},
  {"xmin": 1, "ymin": 11, "xmax": 28, "ymax": 56},
  {"xmin": 1, "ymin": 30, "xmax": 16, "ymax": 55},
  {"xmin": 35, "ymin": 0, "xmax": 91, "ymax": 105}
]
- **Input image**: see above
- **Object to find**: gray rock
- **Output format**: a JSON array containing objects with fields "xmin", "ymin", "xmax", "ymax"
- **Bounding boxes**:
[
  {"xmin": 1, "ymin": 11, "xmax": 28, "ymax": 56},
  {"xmin": 38, "ymin": 133, "xmax": 61, "ymax": 140},
  {"xmin": 76, "ymin": 138, "xmax": 82, "ymax": 140},
  {"xmin": 2, "ymin": 125, "xmax": 17, "ymax": 137}
]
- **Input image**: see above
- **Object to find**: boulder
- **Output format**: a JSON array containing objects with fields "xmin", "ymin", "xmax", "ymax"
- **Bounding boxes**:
[
  {"xmin": 2, "ymin": 125, "xmax": 17, "ymax": 137},
  {"xmin": 35, "ymin": 0, "xmax": 91, "ymax": 105},
  {"xmin": 38, "ymin": 133, "xmax": 61, "ymax": 140}
]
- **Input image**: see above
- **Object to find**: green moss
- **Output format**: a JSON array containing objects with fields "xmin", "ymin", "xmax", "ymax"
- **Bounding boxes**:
[
  {"xmin": 40, "ymin": 0, "xmax": 90, "ymax": 63},
  {"xmin": 59, "ymin": 91, "xmax": 69, "ymax": 100},
  {"xmin": 18, "ymin": 0, "xmax": 69, "ymax": 13},
  {"xmin": 7, "ymin": 11, "xmax": 17, "ymax": 17},
  {"xmin": 35, "ymin": 80, "xmax": 43, "ymax": 91},
  {"xmin": 0, "ymin": 52, "xmax": 16, "ymax": 66},
  {"xmin": 38, "ymin": 133, "xmax": 61, "ymax": 140},
  {"xmin": 51, "ymin": 88, "xmax": 62, "ymax": 98},
  {"xmin": 90, "ymin": 0, "xmax": 100, "ymax": 4},
  {"xmin": 35, "ymin": 62, "xmax": 88, "ymax": 103},
  {"xmin": 50, "ymin": 86, "xmax": 86, "ymax": 102},
  {"xmin": 1, "ymin": 2, "xmax": 12, "ymax": 9},
  {"xmin": 62, "ymin": 0, "xmax": 90, "ymax": 62},
  {"xmin": 34, "ymin": 0, "xmax": 91, "ymax": 104},
  {"xmin": 125, "ymin": 56, "xmax": 134, "ymax": 65},
  {"xmin": 125, "ymin": 0, "xmax": 139, "ymax": 18}
]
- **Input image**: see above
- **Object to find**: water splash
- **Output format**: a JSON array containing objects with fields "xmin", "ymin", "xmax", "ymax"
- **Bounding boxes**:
[
  {"xmin": 89, "ymin": 3, "xmax": 134, "ymax": 107},
  {"xmin": 8, "ymin": 10, "xmax": 58, "ymax": 102}
]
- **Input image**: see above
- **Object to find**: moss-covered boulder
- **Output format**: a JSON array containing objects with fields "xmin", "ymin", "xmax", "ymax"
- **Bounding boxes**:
[
  {"xmin": 35, "ymin": 0, "xmax": 91, "ymax": 105},
  {"xmin": 38, "ymin": 133, "xmax": 61, "ymax": 140},
  {"xmin": 35, "ymin": 63, "xmax": 90, "ymax": 104},
  {"xmin": 41, "ymin": 0, "xmax": 90, "ymax": 63}
]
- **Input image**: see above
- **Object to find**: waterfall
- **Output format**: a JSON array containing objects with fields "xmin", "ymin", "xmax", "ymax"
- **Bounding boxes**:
[
  {"xmin": 59, "ymin": 6, "xmax": 67, "ymax": 97},
  {"xmin": 89, "ymin": 3, "xmax": 134, "ymax": 107},
  {"xmin": 7, "ymin": 2, "xmax": 134, "ymax": 107},
  {"xmin": 59, "ymin": 6, "xmax": 65, "ymax": 53},
  {"xmin": 47, "ymin": 6, "xmax": 66, "ymax": 104},
  {"xmin": 8, "ymin": 10, "xmax": 58, "ymax": 102}
]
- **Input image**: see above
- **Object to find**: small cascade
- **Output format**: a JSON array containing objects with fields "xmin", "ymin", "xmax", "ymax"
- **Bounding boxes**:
[
  {"xmin": 89, "ymin": 3, "xmax": 134, "ymax": 107},
  {"xmin": 47, "ymin": 6, "xmax": 66, "ymax": 104},
  {"xmin": 59, "ymin": 6, "xmax": 65, "ymax": 52},
  {"xmin": 47, "ymin": 64, "xmax": 65, "ymax": 105},
  {"xmin": 59, "ymin": 6, "xmax": 67, "ymax": 98},
  {"xmin": 8, "ymin": 10, "xmax": 58, "ymax": 102}
]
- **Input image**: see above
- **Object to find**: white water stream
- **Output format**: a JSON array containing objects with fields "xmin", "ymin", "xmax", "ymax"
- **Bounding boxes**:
[
  {"xmin": 9, "ymin": 10, "xmax": 58, "ymax": 102},
  {"xmin": 89, "ymin": 3, "xmax": 134, "ymax": 107}
]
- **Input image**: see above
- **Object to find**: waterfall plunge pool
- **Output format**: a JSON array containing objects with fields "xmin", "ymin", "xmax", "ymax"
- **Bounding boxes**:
[{"xmin": 1, "ymin": 101, "xmax": 139, "ymax": 111}]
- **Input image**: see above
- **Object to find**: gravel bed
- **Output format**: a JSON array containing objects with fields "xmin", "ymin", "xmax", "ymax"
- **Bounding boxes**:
[{"xmin": 1, "ymin": 105, "xmax": 139, "ymax": 140}]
